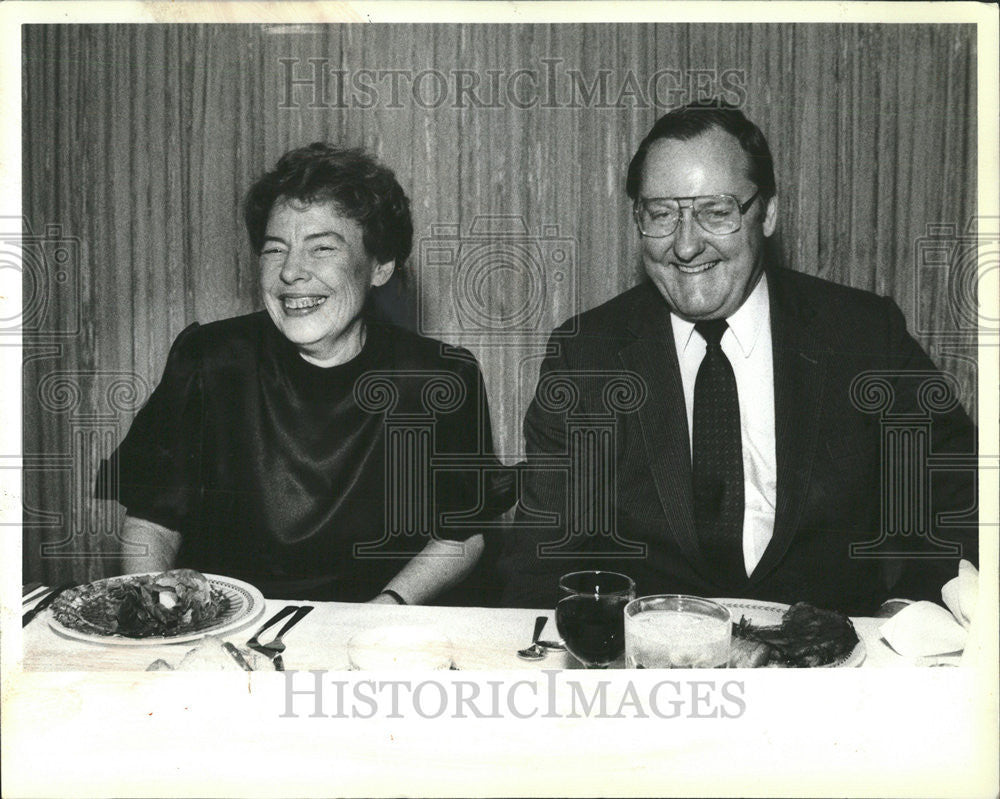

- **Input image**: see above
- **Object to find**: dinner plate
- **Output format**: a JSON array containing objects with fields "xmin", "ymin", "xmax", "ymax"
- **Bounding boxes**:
[
  {"xmin": 48, "ymin": 574, "xmax": 266, "ymax": 646},
  {"xmin": 713, "ymin": 598, "xmax": 866, "ymax": 668}
]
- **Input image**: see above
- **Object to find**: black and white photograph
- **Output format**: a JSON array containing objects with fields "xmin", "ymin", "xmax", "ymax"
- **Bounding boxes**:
[{"xmin": 3, "ymin": 3, "xmax": 998, "ymax": 797}]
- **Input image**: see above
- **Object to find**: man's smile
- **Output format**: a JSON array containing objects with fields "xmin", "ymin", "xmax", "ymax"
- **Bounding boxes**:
[{"xmin": 673, "ymin": 260, "xmax": 721, "ymax": 275}]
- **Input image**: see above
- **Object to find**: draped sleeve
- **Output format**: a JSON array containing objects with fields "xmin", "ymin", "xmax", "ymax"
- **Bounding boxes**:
[{"xmin": 95, "ymin": 323, "xmax": 204, "ymax": 532}]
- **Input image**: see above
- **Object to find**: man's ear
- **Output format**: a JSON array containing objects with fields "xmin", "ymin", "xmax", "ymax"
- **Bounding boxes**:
[
  {"xmin": 762, "ymin": 195, "xmax": 778, "ymax": 237},
  {"xmin": 370, "ymin": 259, "xmax": 395, "ymax": 287}
]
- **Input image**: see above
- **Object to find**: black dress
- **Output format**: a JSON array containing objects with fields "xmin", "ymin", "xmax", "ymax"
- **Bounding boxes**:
[{"xmin": 96, "ymin": 312, "xmax": 512, "ymax": 601}]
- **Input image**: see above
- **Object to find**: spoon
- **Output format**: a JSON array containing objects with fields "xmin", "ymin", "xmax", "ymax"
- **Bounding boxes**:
[{"xmin": 517, "ymin": 615, "xmax": 549, "ymax": 660}]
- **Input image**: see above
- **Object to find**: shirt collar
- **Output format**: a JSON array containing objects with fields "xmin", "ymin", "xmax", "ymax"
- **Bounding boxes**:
[{"xmin": 669, "ymin": 272, "xmax": 770, "ymax": 358}]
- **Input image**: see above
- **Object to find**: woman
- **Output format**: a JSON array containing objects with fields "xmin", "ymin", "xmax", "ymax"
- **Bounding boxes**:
[{"xmin": 97, "ymin": 143, "xmax": 511, "ymax": 604}]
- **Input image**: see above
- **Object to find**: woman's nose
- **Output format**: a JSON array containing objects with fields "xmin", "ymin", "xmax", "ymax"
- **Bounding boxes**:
[
  {"xmin": 279, "ymin": 252, "xmax": 309, "ymax": 283},
  {"xmin": 671, "ymin": 210, "xmax": 706, "ymax": 261}
]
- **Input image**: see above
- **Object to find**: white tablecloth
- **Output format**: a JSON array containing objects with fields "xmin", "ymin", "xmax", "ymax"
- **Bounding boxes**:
[{"xmin": 21, "ymin": 596, "xmax": 942, "ymax": 671}]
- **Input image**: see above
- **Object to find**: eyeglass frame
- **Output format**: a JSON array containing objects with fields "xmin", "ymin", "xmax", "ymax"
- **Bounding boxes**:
[{"xmin": 633, "ymin": 190, "xmax": 761, "ymax": 238}]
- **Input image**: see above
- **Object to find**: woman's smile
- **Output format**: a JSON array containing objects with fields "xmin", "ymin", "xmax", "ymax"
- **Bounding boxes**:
[{"xmin": 281, "ymin": 294, "xmax": 329, "ymax": 313}]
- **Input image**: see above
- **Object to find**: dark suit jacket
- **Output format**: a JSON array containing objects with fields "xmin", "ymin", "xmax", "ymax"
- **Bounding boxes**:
[{"xmin": 499, "ymin": 267, "xmax": 977, "ymax": 615}]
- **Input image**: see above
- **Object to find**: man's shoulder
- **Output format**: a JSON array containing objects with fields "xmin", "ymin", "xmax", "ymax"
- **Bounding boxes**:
[
  {"xmin": 770, "ymin": 267, "xmax": 919, "ymax": 359},
  {"xmin": 542, "ymin": 283, "xmax": 656, "ymax": 362},
  {"xmin": 771, "ymin": 267, "xmax": 891, "ymax": 318},
  {"xmin": 552, "ymin": 282, "xmax": 655, "ymax": 336}
]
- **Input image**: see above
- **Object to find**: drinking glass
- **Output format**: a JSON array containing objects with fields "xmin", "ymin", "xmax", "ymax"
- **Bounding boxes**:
[
  {"xmin": 555, "ymin": 571, "xmax": 636, "ymax": 668},
  {"xmin": 624, "ymin": 594, "xmax": 732, "ymax": 668}
]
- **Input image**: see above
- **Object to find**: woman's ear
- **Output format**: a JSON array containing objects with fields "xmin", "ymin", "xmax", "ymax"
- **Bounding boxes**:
[{"xmin": 370, "ymin": 259, "xmax": 395, "ymax": 287}]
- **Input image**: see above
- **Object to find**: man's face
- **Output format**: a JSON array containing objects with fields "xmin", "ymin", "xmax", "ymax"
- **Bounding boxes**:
[
  {"xmin": 637, "ymin": 127, "xmax": 777, "ymax": 321},
  {"xmin": 260, "ymin": 199, "xmax": 393, "ymax": 364}
]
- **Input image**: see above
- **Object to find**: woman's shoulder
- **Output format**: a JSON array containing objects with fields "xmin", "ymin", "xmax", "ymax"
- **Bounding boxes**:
[
  {"xmin": 372, "ymin": 322, "xmax": 481, "ymax": 377},
  {"xmin": 175, "ymin": 311, "xmax": 271, "ymax": 361}
]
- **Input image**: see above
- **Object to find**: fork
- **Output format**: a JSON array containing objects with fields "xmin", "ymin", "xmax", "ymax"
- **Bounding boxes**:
[
  {"xmin": 247, "ymin": 605, "xmax": 301, "ymax": 647},
  {"xmin": 247, "ymin": 606, "xmax": 314, "ymax": 671}
]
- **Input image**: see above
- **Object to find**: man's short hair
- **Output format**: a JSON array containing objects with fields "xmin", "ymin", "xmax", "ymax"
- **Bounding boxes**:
[
  {"xmin": 243, "ymin": 143, "xmax": 413, "ymax": 270},
  {"xmin": 626, "ymin": 100, "xmax": 776, "ymax": 203}
]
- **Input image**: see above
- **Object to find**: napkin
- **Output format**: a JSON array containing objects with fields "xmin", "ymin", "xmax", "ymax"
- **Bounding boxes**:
[
  {"xmin": 941, "ymin": 558, "xmax": 978, "ymax": 628},
  {"xmin": 880, "ymin": 560, "xmax": 979, "ymax": 658}
]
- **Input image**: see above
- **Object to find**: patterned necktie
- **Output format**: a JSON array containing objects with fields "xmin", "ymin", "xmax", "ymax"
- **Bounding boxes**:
[{"xmin": 692, "ymin": 319, "xmax": 745, "ymax": 586}]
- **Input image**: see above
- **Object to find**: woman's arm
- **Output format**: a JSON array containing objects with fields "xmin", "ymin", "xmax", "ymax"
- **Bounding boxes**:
[
  {"xmin": 120, "ymin": 514, "xmax": 182, "ymax": 574},
  {"xmin": 369, "ymin": 534, "xmax": 485, "ymax": 605}
]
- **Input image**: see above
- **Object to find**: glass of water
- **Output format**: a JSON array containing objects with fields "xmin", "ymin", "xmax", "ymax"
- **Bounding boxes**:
[{"xmin": 624, "ymin": 595, "xmax": 732, "ymax": 668}]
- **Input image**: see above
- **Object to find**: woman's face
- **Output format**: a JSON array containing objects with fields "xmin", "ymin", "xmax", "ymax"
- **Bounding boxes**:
[{"xmin": 260, "ymin": 199, "xmax": 394, "ymax": 365}]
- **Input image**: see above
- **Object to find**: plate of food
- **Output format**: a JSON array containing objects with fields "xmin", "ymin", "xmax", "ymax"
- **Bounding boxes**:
[
  {"xmin": 713, "ymin": 599, "xmax": 865, "ymax": 668},
  {"xmin": 49, "ymin": 569, "xmax": 266, "ymax": 646}
]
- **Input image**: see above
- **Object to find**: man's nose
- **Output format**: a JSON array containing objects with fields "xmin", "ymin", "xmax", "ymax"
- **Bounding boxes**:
[
  {"xmin": 279, "ymin": 251, "xmax": 309, "ymax": 283},
  {"xmin": 671, "ymin": 209, "xmax": 706, "ymax": 261}
]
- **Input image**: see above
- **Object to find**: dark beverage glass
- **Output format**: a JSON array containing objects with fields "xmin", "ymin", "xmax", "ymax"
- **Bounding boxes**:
[{"xmin": 555, "ymin": 571, "xmax": 636, "ymax": 668}]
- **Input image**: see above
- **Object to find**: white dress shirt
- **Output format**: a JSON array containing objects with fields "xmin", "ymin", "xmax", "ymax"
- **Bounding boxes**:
[{"xmin": 669, "ymin": 275, "xmax": 777, "ymax": 577}]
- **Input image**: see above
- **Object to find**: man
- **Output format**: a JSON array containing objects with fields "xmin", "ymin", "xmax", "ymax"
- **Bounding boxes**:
[{"xmin": 499, "ymin": 102, "xmax": 977, "ymax": 615}]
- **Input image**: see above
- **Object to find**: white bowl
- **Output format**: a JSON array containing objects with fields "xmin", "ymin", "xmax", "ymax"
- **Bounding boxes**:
[{"xmin": 347, "ymin": 625, "xmax": 454, "ymax": 670}]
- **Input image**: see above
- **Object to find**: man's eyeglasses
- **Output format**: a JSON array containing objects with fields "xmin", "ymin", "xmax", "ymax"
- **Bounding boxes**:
[{"xmin": 634, "ymin": 190, "xmax": 760, "ymax": 238}]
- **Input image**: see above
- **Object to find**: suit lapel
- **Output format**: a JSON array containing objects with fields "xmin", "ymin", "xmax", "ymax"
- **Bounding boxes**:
[
  {"xmin": 617, "ymin": 284, "xmax": 707, "ymax": 575},
  {"xmin": 749, "ymin": 268, "xmax": 826, "ymax": 584}
]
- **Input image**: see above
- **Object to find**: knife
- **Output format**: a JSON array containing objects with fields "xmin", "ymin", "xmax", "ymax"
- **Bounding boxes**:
[
  {"xmin": 22, "ymin": 582, "xmax": 74, "ymax": 627},
  {"xmin": 222, "ymin": 642, "xmax": 254, "ymax": 672}
]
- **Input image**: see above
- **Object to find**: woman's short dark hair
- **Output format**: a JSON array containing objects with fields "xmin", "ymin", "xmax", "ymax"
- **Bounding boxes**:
[
  {"xmin": 243, "ymin": 143, "xmax": 413, "ymax": 269},
  {"xmin": 625, "ymin": 100, "xmax": 776, "ymax": 202}
]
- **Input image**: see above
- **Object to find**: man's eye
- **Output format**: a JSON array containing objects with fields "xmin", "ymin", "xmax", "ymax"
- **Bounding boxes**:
[{"xmin": 261, "ymin": 247, "xmax": 285, "ymax": 256}]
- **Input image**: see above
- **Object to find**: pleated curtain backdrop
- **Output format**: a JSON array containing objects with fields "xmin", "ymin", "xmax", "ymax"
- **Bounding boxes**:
[{"xmin": 21, "ymin": 23, "xmax": 978, "ymax": 585}]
